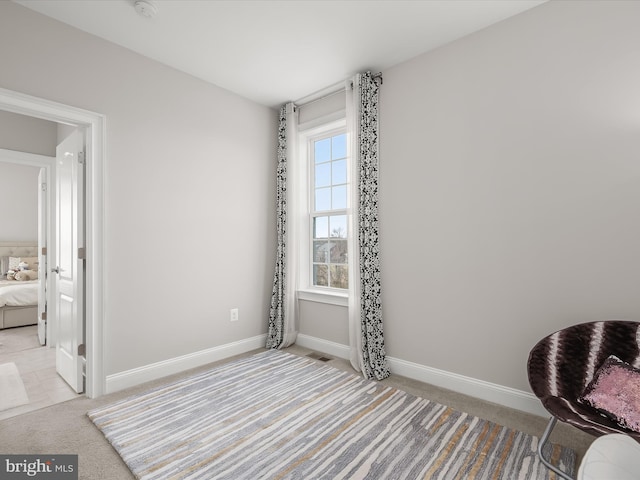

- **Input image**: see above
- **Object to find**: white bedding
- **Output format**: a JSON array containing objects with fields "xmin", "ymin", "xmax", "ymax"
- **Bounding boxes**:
[{"xmin": 0, "ymin": 279, "xmax": 39, "ymax": 307}]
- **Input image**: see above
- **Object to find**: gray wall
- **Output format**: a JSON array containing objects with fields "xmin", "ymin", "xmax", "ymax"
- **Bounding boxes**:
[
  {"xmin": 0, "ymin": 110, "xmax": 57, "ymax": 156},
  {"xmin": 298, "ymin": 0, "xmax": 640, "ymax": 393},
  {"xmin": 0, "ymin": 110, "xmax": 55, "ymax": 242},
  {"xmin": 0, "ymin": 2, "xmax": 277, "ymax": 376},
  {"xmin": 4, "ymin": 0, "xmax": 638, "ymax": 396},
  {"xmin": 299, "ymin": 301, "xmax": 348, "ymax": 345},
  {"xmin": 379, "ymin": 0, "xmax": 640, "ymax": 392},
  {"xmin": 0, "ymin": 161, "xmax": 39, "ymax": 241}
]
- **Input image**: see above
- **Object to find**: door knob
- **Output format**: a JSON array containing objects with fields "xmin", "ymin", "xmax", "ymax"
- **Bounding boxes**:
[{"xmin": 51, "ymin": 266, "xmax": 60, "ymax": 274}]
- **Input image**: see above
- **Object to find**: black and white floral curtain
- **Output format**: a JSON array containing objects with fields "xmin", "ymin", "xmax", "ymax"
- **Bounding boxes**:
[
  {"xmin": 347, "ymin": 72, "xmax": 391, "ymax": 380},
  {"xmin": 267, "ymin": 74, "xmax": 389, "ymax": 378},
  {"xmin": 266, "ymin": 103, "xmax": 298, "ymax": 349}
]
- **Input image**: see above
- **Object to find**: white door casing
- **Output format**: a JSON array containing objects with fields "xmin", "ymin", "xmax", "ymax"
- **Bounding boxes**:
[
  {"xmin": 54, "ymin": 130, "xmax": 85, "ymax": 394},
  {"xmin": 0, "ymin": 86, "xmax": 104, "ymax": 398}
]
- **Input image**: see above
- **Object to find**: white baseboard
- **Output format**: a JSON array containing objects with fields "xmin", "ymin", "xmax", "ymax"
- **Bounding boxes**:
[
  {"xmin": 295, "ymin": 334, "xmax": 548, "ymax": 418},
  {"xmin": 387, "ymin": 356, "xmax": 549, "ymax": 418},
  {"xmin": 106, "ymin": 334, "xmax": 267, "ymax": 394},
  {"xmin": 296, "ymin": 334, "xmax": 350, "ymax": 359}
]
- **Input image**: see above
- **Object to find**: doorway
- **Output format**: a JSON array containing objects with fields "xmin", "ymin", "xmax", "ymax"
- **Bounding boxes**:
[
  {"xmin": 0, "ymin": 152, "xmax": 77, "ymax": 420},
  {"xmin": 0, "ymin": 86, "xmax": 105, "ymax": 398}
]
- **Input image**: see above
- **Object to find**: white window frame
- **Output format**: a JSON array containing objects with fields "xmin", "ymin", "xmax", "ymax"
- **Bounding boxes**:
[{"xmin": 297, "ymin": 117, "xmax": 349, "ymax": 307}]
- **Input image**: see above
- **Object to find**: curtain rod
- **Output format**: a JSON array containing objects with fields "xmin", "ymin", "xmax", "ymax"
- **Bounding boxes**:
[{"xmin": 294, "ymin": 72, "xmax": 383, "ymax": 109}]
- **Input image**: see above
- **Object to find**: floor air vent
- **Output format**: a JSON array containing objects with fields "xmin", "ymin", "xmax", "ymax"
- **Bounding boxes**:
[{"xmin": 307, "ymin": 352, "xmax": 333, "ymax": 362}]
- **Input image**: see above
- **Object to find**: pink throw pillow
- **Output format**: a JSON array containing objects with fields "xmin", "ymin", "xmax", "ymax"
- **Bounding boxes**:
[{"xmin": 579, "ymin": 355, "xmax": 640, "ymax": 433}]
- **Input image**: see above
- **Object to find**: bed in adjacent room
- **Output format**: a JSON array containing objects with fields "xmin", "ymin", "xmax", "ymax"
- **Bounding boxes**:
[{"xmin": 0, "ymin": 242, "xmax": 39, "ymax": 330}]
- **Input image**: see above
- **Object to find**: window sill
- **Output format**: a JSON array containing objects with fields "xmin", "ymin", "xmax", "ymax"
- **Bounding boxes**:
[{"xmin": 298, "ymin": 289, "xmax": 348, "ymax": 307}]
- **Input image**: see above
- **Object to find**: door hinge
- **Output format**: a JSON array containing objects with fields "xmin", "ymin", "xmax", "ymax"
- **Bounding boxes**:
[
  {"xmin": 78, "ymin": 344, "xmax": 86, "ymax": 356},
  {"xmin": 41, "ymin": 311, "xmax": 47, "ymax": 321},
  {"xmin": 78, "ymin": 151, "xmax": 86, "ymax": 164},
  {"xmin": 41, "ymin": 182, "xmax": 47, "ymax": 191},
  {"xmin": 78, "ymin": 247, "xmax": 86, "ymax": 259},
  {"xmin": 42, "ymin": 246, "xmax": 47, "ymax": 256}
]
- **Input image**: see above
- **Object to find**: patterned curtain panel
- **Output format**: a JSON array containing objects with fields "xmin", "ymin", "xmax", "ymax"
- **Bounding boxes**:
[
  {"xmin": 267, "ymin": 103, "xmax": 298, "ymax": 349},
  {"xmin": 348, "ymin": 72, "xmax": 391, "ymax": 380}
]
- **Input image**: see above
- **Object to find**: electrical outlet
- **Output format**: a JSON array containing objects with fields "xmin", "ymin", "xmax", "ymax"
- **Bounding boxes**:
[{"xmin": 230, "ymin": 308, "xmax": 239, "ymax": 322}]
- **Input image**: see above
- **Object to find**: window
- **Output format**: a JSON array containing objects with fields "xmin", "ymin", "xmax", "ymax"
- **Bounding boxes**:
[
  {"xmin": 297, "ymin": 119, "xmax": 349, "ymax": 302},
  {"xmin": 311, "ymin": 131, "xmax": 348, "ymax": 289}
]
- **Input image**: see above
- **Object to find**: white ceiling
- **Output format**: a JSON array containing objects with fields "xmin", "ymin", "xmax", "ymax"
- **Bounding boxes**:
[{"xmin": 14, "ymin": 0, "xmax": 547, "ymax": 107}]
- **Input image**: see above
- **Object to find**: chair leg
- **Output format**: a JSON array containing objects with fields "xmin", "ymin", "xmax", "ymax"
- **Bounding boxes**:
[{"xmin": 538, "ymin": 417, "xmax": 575, "ymax": 480}]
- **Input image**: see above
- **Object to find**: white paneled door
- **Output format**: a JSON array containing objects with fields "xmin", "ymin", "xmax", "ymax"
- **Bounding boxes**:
[{"xmin": 54, "ymin": 130, "xmax": 85, "ymax": 394}]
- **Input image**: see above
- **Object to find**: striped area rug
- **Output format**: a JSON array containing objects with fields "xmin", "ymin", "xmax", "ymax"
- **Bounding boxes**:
[{"xmin": 88, "ymin": 350, "xmax": 575, "ymax": 480}]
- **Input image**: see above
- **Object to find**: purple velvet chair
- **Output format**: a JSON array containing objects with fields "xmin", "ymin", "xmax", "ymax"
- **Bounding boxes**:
[{"xmin": 527, "ymin": 320, "xmax": 640, "ymax": 480}]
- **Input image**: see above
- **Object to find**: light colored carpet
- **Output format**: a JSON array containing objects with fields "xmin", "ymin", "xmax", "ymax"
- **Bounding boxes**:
[
  {"xmin": 0, "ymin": 346, "xmax": 594, "ymax": 480},
  {"xmin": 89, "ymin": 350, "xmax": 575, "ymax": 480},
  {"xmin": 0, "ymin": 362, "xmax": 29, "ymax": 411}
]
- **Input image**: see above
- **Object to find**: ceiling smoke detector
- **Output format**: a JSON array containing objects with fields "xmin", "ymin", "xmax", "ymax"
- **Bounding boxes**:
[{"xmin": 134, "ymin": 0, "xmax": 157, "ymax": 18}]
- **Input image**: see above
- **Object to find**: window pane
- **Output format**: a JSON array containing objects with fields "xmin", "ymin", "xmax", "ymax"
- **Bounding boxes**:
[
  {"xmin": 314, "ymin": 264, "xmax": 328, "ymax": 287},
  {"xmin": 332, "ymin": 159, "xmax": 347, "ymax": 185},
  {"xmin": 315, "ymin": 138, "xmax": 331, "ymax": 163},
  {"xmin": 314, "ymin": 216, "xmax": 329, "ymax": 239},
  {"xmin": 315, "ymin": 187, "xmax": 331, "ymax": 211},
  {"xmin": 329, "ymin": 215, "xmax": 347, "ymax": 238},
  {"xmin": 315, "ymin": 163, "xmax": 330, "ymax": 188},
  {"xmin": 330, "ymin": 239, "xmax": 348, "ymax": 263},
  {"xmin": 313, "ymin": 240, "xmax": 329, "ymax": 262},
  {"xmin": 332, "ymin": 134, "xmax": 347, "ymax": 160},
  {"xmin": 308, "ymin": 130, "xmax": 349, "ymax": 292},
  {"xmin": 330, "ymin": 265, "xmax": 349, "ymax": 289},
  {"xmin": 332, "ymin": 185, "xmax": 347, "ymax": 209}
]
